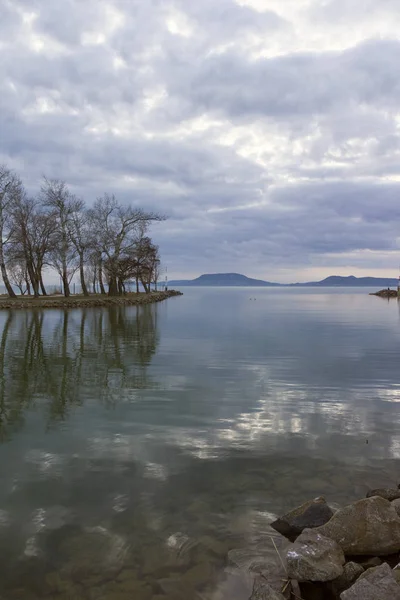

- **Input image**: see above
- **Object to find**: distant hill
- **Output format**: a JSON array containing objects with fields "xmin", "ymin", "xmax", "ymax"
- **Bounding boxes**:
[
  {"xmin": 169, "ymin": 273, "xmax": 399, "ymax": 288},
  {"xmin": 297, "ymin": 276, "xmax": 399, "ymax": 287},
  {"xmin": 169, "ymin": 273, "xmax": 279, "ymax": 287}
]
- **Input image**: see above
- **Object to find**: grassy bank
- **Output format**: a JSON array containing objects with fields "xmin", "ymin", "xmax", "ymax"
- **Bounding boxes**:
[{"xmin": 0, "ymin": 290, "xmax": 182, "ymax": 310}]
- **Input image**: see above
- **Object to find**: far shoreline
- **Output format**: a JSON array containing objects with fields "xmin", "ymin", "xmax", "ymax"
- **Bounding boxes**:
[{"xmin": 0, "ymin": 290, "xmax": 183, "ymax": 311}]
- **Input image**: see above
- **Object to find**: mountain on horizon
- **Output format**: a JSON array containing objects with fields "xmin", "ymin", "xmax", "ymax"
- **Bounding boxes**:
[
  {"xmin": 169, "ymin": 273, "xmax": 279, "ymax": 287},
  {"xmin": 296, "ymin": 275, "xmax": 399, "ymax": 287},
  {"xmin": 169, "ymin": 273, "xmax": 399, "ymax": 287}
]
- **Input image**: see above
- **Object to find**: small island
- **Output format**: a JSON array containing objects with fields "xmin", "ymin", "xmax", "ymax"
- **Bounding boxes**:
[{"xmin": 370, "ymin": 289, "xmax": 399, "ymax": 298}]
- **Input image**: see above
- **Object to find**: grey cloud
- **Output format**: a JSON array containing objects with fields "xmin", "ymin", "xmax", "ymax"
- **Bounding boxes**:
[
  {"xmin": 311, "ymin": 0, "xmax": 400, "ymax": 22},
  {"xmin": 161, "ymin": 39, "xmax": 400, "ymax": 121},
  {"xmin": 175, "ymin": 0, "xmax": 288, "ymax": 39},
  {"xmin": 1, "ymin": 0, "xmax": 400, "ymax": 279},
  {"xmin": 0, "ymin": 1, "xmax": 22, "ymax": 42}
]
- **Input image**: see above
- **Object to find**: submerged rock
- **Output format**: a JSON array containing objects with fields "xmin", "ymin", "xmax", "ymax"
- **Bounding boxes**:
[
  {"xmin": 358, "ymin": 557, "xmax": 382, "ymax": 570},
  {"xmin": 314, "ymin": 496, "xmax": 400, "ymax": 555},
  {"xmin": 340, "ymin": 563, "xmax": 400, "ymax": 599},
  {"xmin": 286, "ymin": 529, "xmax": 345, "ymax": 582},
  {"xmin": 392, "ymin": 499, "xmax": 400, "ymax": 518},
  {"xmin": 270, "ymin": 497, "xmax": 334, "ymax": 541},
  {"xmin": 228, "ymin": 546, "xmax": 290, "ymax": 598},
  {"xmin": 250, "ymin": 577, "xmax": 287, "ymax": 600},
  {"xmin": 366, "ymin": 488, "xmax": 400, "ymax": 501}
]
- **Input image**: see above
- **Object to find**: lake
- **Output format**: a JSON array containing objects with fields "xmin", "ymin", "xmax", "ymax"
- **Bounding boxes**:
[{"xmin": 0, "ymin": 287, "xmax": 399, "ymax": 599}]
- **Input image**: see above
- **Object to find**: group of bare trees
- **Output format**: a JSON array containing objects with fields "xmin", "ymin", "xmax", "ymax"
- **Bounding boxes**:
[{"xmin": 0, "ymin": 165, "xmax": 164, "ymax": 298}]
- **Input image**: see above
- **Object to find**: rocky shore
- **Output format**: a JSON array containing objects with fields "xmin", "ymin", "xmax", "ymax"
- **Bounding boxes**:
[
  {"xmin": 246, "ymin": 487, "xmax": 400, "ymax": 599},
  {"xmin": 370, "ymin": 288, "xmax": 398, "ymax": 298},
  {"xmin": 0, "ymin": 290, "xmax": 182, "ymax": 310}
]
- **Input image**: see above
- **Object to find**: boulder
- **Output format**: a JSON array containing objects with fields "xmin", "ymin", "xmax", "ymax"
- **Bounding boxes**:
[
  {"xmin": 358, "ymin": 557, "xmax": 382, "ymax": 570},
  {"xmin": 366, "ymin": 488, "xmax": 400, "ymax": 501},
  {"xmin": 250, "ymin": 577, "xmax": 287, "ymax": 600},
  {"xmin": 340, "ymin": 563, "xmax": 400, "ymax": 599},
  {"xmin": 314, "ymin": 496, "xmax": 400, "ymax": 555},
  {"xmin": 392, "ymin": 499, "xmax": 400, "ymax": 518},
  {"xmin": 270, "ymin": 497, "xmax": 334, "ymax": 541},
  {"xmin": 228, "ymin": 546, "xmax": 291, "ymax": 598},
  {"xmin": 286, "ymin": 529, "xmax": 345, "ymax": 582},
  {"xmin": 329, "ymin": 562, "xmax": 364, "ymax": 597}
]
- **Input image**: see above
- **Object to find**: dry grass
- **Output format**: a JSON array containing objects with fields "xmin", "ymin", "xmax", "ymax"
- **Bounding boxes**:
[{"xmin": 0, "ymin": 290, "xmax": 182, "ymax": 310}]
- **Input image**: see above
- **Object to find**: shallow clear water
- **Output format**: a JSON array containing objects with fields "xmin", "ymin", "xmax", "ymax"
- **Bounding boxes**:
[{"xmin": 0, "ymin": 288, "xmax": 400, "ymax": 599}]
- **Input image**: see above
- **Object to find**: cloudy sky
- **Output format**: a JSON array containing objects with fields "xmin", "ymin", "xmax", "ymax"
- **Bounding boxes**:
[{"xmin": 1, "ymin": 0, "xmax": 400, "ymax": 282}]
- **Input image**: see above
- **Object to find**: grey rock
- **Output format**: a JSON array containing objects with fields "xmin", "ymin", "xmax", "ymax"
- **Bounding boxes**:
[
  {"xmin": 340, "ymin": 563, "xmax": 400, "ymax": 599},
  {"xmin": 290, "ymin": 580, "xmax": 302, "ymax": 599},
  {"xmin": 286, "ymin": 529, "xmax": 345, "ymax": 582},
  {"xmin": 330, "ymin": 562, "xmax": 364, "ymax": 597},
  {"xmin": 250, "ymin": 577, "xmax": 286, "ymax": 600},
  {"xmin": 392, "ymin": 499, "xmax": 400, "ymax": 518},
  {"xmin": 314, "ymin": 496, "xmax": 400, "ymax": 555},
  {"xmin": 228, "ymin": 545, "xmax": 291, "ymax": 598},
  {"xmin": 258, "ymin": 565, "xmax": 292, "ymax": 599},
  {"xmin": 358, "ymin": 557, "xmax": 382, "ymax": 570},
  {"xmin": 270, "ymin": 496, "xmax": 334, "ymax": 541},
  {"xmin": 366, "ymin": 488, "xmax": 400, "ymax": 501}
]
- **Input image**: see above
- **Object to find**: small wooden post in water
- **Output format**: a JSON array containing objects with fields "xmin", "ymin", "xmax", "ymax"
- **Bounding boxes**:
[{"xmin": 398, "ymin": 269, "xmax": 400, "ymax": 298}]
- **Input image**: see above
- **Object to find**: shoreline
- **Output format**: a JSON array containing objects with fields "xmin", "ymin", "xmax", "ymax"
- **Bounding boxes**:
[{"xmin": 0, "ymin": 290, "xmax": 183, "ymax": 310}]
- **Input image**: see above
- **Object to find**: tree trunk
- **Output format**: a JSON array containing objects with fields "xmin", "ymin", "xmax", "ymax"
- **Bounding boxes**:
[
  {"xmin": 26, "ymin": 259, "xmax": 39, "ymax": 297},
  {"xmin": 31, "ymin": 277, "xmax": 40, "ymax": 297},
  {"xmin": 39, "ymin": 273, "xmax": 47, "ymax": 296},
  {"xmin": 117, "ymin": 279, "xmax": 123, "ymax": 295},
  {"xmin": 63, "ymin": 277, "xmax": 70, "ymax": 297},
  {"xmin": 98, "ymin": 262, "xmax": 106, "ymax": 295},
  {"xmin": 79, "ymin": 255, "xmax": 89, "ymax": 296},
  {"xmin": 136, "ymin": 276, "xmax": 139, "ymax": 294},
  {"xmin": 0, "ymin": 253, "xmax": 16, "ymax": 297},
  {"xmin": 62, "ymin": 268, "xmax": 70, "ymax": 297},
  {"xmin": 108, "ymin": 276, "xmax": 118, "ymax": 296},
  {"xmin": 25, "ymin": 274, "xmax": 31, "ymax": 296},
  {"xmin": 140, "ymin": 278, "xmax": 150, "ymax": 293}
]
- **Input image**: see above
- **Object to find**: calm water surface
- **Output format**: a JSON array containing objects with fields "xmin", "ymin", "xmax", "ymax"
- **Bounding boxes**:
[{"xmin": 0, "ymin": 287, "xmax": 400, "ymax": 599}]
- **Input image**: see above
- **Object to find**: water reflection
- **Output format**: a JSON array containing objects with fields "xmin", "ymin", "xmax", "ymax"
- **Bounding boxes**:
[
  {"xmin": 1, "ymin": 291, "xmax": 400, "ymax": 599},
  {"xmin": 0, "ymin": 305, "xmax": 159, "ymax": 442}
]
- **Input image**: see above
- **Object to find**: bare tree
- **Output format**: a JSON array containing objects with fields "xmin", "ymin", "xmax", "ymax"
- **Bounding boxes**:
[
  {"xmin": 84, "ymin": 255, "xmax": 98, "ymax": 294},
  {"xmin": 130, "ymin": 236, "xmax": 159, "ymax": 293},
  {"xmin": 40, "ymin": 178, "xmax": 79, "ymax": 297},
  {"xmin": 11, "ymin": 196, "xmax": 55, "ymax": 297},
  {"xmin": 88, "ymin": 194, "xmax": 164, "ymax": 296},
  {"xmin": 7, "ymin": 261, "xmax": 29, "ymax": 295},
  {"xmin": 138, "ymin": 238, "xmax": 160, "ymax": 293},
  {"xmin": 68, "ymin": 201, "xmax": 91, "ymax": 296},
  {"xmin": 2, "ymin": 168, "xmax": 166, "ymax": 298},
  {"xmin": 0, "ymin": 165, "xmax": 24, "ymax": 297},
  {"xmin": 152, "ymin": 256, "xmax": 161, "ymax": 291}
]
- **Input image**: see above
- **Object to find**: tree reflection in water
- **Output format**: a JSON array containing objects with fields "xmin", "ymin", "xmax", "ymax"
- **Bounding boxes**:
[{"xmin": 0, "ymin": 304, "xmax": 159, "ymax": 442}]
